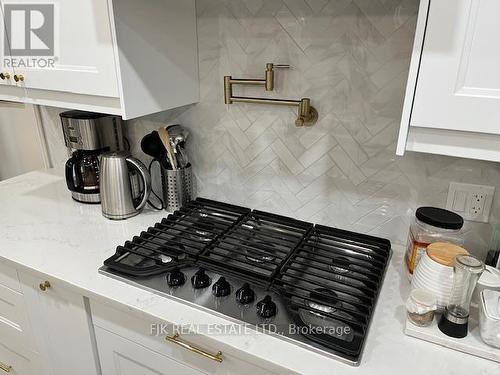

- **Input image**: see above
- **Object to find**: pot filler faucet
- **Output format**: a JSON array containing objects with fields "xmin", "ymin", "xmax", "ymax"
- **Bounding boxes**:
[{"xmin": 224, "ymin": 63, "xmax": 318, "ymax": 127}]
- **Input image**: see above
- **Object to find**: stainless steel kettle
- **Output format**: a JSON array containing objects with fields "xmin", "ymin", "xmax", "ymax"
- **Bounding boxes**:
[{"xmin": 99, "ymin": 151, "xmax": 152, "ymax": 220}]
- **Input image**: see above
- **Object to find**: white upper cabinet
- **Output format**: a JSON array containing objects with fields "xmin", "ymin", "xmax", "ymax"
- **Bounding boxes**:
[
  {"xmin": 0, "ymin": 1, "xmax": 19, "ymax": 95},
  {"xmin": 0, "ymin": 0, "xmax": 199, "ymax": 119},
  {"xmin": 397, "ymin": 0, "xmax": 500, "ymax": 161},
  {"xmin": 3, "ymin": 0, "xmax": 120, "ymax": 98}
]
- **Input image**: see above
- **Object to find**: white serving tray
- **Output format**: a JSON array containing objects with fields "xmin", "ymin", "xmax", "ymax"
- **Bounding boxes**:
[{"xmin": 404, "ymin": 309, "xmax": 500, "ymax": 363}]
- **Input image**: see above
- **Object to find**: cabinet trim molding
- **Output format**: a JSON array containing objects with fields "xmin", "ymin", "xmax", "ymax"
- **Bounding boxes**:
[{"xmin": 397, "ymin": 0, "xmax": 431, "ymax": 156}]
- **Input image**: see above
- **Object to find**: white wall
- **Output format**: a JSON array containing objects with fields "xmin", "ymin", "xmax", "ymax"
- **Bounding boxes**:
[
  {"xmin": 36, "ymin": 0, "xmax": 500, "ymax": 259},
  {"xmin": 0, "ymin": 102, "xmax": 48, "ymax": 180}
]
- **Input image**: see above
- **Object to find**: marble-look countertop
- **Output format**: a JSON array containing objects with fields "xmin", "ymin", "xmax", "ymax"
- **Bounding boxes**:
[{"xmin": 0, "ymin": 170, "xmax": 498, "ymax": 375}]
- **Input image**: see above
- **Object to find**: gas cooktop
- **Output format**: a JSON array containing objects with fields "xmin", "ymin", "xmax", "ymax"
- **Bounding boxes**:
[{"xmin": 100, "ymin": 198, "xmax": 391, "ymax": 365}]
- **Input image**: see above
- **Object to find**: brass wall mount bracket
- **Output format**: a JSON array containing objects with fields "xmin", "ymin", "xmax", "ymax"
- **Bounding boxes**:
[{"xmin": 224, "ymin": 63, "xmax": 318, "ymax": 127}]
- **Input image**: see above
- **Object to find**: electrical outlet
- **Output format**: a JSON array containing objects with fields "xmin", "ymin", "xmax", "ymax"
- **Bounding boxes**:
[{"xmin": 446, "ymin": 182, "xmax": 495, "ymax": 223}]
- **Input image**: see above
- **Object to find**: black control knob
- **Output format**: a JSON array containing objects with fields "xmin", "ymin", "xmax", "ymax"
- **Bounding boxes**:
[
  {"xmin": 212, "ymin": 277, "xmax": 231, "ymax": 297},
  {"xmin": 191, "ymin": 268, "xmax": 211, "ymax": 289},
  {"xmin": 235, "ymin": 283, "xmax": 255, "ymax": 304},
  {"xmin": 166, "ymin": 268, "xmax": 185, "ymax": 287},
  {"xmin": 256, "ymin": 295, "xmax": 277, "ymax": 318}
]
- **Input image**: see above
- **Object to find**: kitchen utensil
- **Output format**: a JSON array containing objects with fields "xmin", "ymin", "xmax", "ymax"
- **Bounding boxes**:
[
  {"xmin": 167, "ymin": 124, "xmax": 189, "ymax": 143},
  {"xmin": 140, "ymin": 131, "xmax": 171, "ymax": 169},
  {"xmin": 158, "ymin": 127, "xmax": 177, "ymax": 169},
  {"xmin": 140, "ymin": 131, "xmax": 164, "ymax": 158},
  {"xmin": 479, "ymin": 289, "xmax": 500, "ymax": 348},
  {"xmin": 166, "ymin": 124, "xmax": 190, "ymax": 168},
  {"xmin": 174, "ymin": 143, "xmax": 189, "ymax": 168},
  {"xmin": 438, "ymin": 255, "xmax": 485, "ymax": 338},
  {"xmin": 412, "ymin": 242, "xmax": 469, "ymax": 310},
  {"xmin": 100, "ymin": 151, "xmax": 152, "ymax": 220},
  {"xmin": 472, "ymin": 265, "xmax": 500, "ymax": 306},
  {"xmin": 160, "ymin": 163, "xmax": 192, "ymax": 211}
]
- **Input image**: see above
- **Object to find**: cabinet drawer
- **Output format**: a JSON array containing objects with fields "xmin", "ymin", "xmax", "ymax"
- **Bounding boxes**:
[
  {"xmin": 0, "ymin": 285, "xmax": 34, "ymax": 356},
  {"xmin": 0, "ymin": 344, "xmax": 38, "ymax": 375},
  {"xmin": 96, "ymin": 327, "xmax": 205, "ymax": 375},
  {"xmin": 91, "ymin": 301, "xmax": 288, "ymax": 375},
  {"xmin": 0, "ymin": 262, "xmax": 21, "ymax": 293}
]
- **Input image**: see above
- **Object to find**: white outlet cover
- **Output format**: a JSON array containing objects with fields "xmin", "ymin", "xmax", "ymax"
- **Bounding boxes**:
[{"xmin": 446, "ymin": 182, "xmax": 495, "ymax": 223}]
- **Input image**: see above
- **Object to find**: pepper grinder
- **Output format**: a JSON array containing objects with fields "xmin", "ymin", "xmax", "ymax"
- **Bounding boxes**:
[{"xmin": 438, "ymin": 255, "xmax": 484, "ymax": 338}]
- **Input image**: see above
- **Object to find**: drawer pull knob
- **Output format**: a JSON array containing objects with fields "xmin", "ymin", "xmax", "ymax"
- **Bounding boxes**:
[
  {"xmin": 0, "ymin": 72, "xmax": 10, "ymax": 80},
  {"xmin": 166, "ymin": 333, "xmax": 223, "ymax": 363},
  {"xmin": 13, "ymin": 74, "xmax": 24, "ymax": 82},
  {"xmin": 0, "ymin": 362, "xmax": 12, "ymax": 373},
  {"xmin": 39, "ymin": 281, "xmax": 51, "ymax": 291}
]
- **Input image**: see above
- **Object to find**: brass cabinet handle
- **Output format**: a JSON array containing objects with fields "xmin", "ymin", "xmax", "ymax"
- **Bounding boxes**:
[
  {"xmin": 165, "ymin": 333, "xmax": 223, "ymax": 363},
  {"xmin": 0, "ymin": 362, "xmax": 12, "ymax": 373},
  {"xmin": 0, "ymin": 72, "xmax": 10, "ymax": 80},
  {"xmin": 13, "ymin": 74, "xmax": 24, "ymax": 82},
  {"xmin": 39, "ymin": 281, "xmax": 51, "ymax": 291}
]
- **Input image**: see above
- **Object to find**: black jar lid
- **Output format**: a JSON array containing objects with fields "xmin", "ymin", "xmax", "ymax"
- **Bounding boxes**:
[{"xmin": 416, "ymin": 207, "xmax": 464, "ymax": 230}]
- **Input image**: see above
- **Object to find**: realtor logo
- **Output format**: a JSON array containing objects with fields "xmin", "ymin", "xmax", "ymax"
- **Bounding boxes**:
[{"xmin": 3, "ymin": 3, "xmax": 54, "ymax": 56}]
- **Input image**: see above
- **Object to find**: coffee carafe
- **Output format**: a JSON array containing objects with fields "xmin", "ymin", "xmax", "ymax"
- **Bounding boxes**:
[
  {"xmin": 99, "ymin": 151, "xmax": 152, "ymax": 220},
  {"xmin": 65, "ymin": 150, "xmax": 101, "ymax": 201}
]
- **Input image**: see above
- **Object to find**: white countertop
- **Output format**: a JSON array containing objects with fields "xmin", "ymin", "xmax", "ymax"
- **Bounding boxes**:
[{"xmin": 0, "ymin": 169, "xmax": 498, "ymax": 375}]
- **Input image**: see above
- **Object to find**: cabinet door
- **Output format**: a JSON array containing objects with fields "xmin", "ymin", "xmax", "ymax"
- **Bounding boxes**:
[
  {"xmin": 0, "ymin": 0, "xmax": 17, "ymax": 88},
  {"xmin": 0, "ymin": 344, "xmax": 42, "ymax": 375},
  {"xmin": 411, "ymin": 0, "xmax": 500, "ymax": 134},
  {"xmin": 96, "ymin": 327, "xmax": 204, "ymax": 375},
  {"xmin": 1, "ymin": 0, "xmax": 119, "ymax": 97},
  {"xmin": 19, "ymin": 273, "xmax": 99, "ymax": 375}
]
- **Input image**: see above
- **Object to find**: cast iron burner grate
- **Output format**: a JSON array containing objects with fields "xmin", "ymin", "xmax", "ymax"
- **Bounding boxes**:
[
  {"xmin": 272, "ymin": 224, "xmax": 391, "ymax": 362},
  {"xmin": 104, "ymin": 198, "xmax": 249, "ymax": 276},
  {"xmin": 197, "ymin": 210, "xmax": 312, "ymax": 282}
]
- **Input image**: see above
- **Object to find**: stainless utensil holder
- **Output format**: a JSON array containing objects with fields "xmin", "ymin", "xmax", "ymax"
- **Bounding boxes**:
[{"xmin": 160, "ymin": 164, "xmax": 193, "ymax": 211}]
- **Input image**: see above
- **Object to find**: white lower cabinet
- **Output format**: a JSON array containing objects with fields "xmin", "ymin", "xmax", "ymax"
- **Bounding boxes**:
[
  {"xmin": 18, "ymin": 272, "xmax": 99, "ymax": 375},
  {"xmin": 0, "ymin": 344, "xmax": 41, "ymax": 375},
  {"xmin": 0, "ymin": 264, "xmax": 42, "ymax": 375},
  {"xmin": 0, "ymin": 263, "xmax": 289, "ymax": 375},
  {"xmin": 96, "ymin": 327, "xmax": 204, "ymax": 375},
  {"xmin": 91, "ymin": 302, "xmax": 289, "ymax": 375}
]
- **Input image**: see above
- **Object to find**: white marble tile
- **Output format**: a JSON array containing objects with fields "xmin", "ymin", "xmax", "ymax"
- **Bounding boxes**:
[
  {"xmin": 329, "ymin": 145, "xmax": 367, "ymax": 185},
  {"xmin": 37, "ymin": 0, "xmax": 499, "ymax": 257}
]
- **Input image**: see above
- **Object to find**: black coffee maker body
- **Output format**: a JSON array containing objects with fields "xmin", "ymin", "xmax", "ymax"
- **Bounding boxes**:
[{"xmin": 61, "ymin": 110, "xmax": 124, "ymax": 204}]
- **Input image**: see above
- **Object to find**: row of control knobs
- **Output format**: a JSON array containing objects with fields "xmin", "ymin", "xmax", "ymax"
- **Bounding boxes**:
[{"xmin": 166, "ymin": 268, "xmax": 277, "ymax": 318}]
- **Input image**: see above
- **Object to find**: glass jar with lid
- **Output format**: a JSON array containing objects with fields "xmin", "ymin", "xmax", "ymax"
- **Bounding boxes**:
[
  {"xmin": 406, "ymin": 288, "xmax": 437, "ymax": 327},
  {"xmin": 405, "ymin": 207, "xmax": 464, "ymax": 278}
]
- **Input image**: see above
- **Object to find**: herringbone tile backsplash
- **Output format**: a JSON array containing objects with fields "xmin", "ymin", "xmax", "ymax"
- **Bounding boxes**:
[{"xmin": 41, "ymin": 0, "xmax": 500, "ymax": 257}]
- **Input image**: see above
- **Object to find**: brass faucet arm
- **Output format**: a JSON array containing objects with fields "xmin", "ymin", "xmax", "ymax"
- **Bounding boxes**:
[
  {"xmin": 224, "ymin": 63, "xmax": 318, "ymax": 127},
  {"xmin": 231, "ymin": 96, "xmax": 300, "ymax": 106},
  {"xmin": 229, "ymin": 78, "xmax": 265, "ymax": 85}
]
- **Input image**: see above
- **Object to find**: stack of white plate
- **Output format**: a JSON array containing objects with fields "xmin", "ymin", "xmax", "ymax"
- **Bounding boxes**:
[{"xmin": 411, "ymin": 251, "xmax": 455, "ymax": 311}]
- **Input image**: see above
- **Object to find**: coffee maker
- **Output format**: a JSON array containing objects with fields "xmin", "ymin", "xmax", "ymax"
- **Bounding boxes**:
[{"xmin": 60, "ymin": 110, "xmax": 124, "ymax": 203}]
